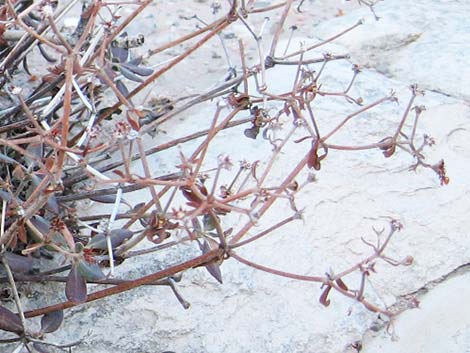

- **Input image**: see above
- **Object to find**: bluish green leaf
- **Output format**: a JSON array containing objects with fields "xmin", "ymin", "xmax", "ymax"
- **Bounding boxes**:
[
  {"xmin": 202, "ymin": 214, "xmax": 217, "ymax": 231},
  {"xmin": 86, "ymin": 229, "xmax": 133, "ymax": 250},
  {"xmin": 77, "ymin": 260, "xmax": 105, "ymax": 281},
  {"xmin": 121, "ymin": 62, "xmax": 153, "ymax": 76}
]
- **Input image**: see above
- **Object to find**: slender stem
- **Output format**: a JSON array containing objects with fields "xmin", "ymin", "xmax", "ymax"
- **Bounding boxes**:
[
  {"xmin": 268, "ymin": 0, "xmax": 294, "ymax": 58},
  {"xmin": 97, "ymin": 19, "xmax": 230, "ymax": 126},
  {"xmin": 1, "ymin": 254, "xmax": 27, "ymax": 333},
  {"xmin": 230, "ymin": 251, "xmax": 325, "ymax": 283},
  {"xmin": 136, "ymin": 137, "xmax": 162, "ymax": 212},
  {"xmin": 321, "ymin": 95, "xmax": 393, "ymax": 142},
  {"xmin": 230, "ymin": 215, "xmax": 297, "ymax": 249},
  {"xmin": 280, "ymin": 20, "xmax": 363, "ymax": 59},
  {"xmin": 24, "ymin": 248, "xmax": 224, "ymax": 318},
  {"xmin": 230, "ymin": 152, "xmax": 309, "ymax": 244}
]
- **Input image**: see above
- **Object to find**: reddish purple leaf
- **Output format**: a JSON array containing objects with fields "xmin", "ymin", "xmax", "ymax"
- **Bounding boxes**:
[
  {"xmin": 4, "ymin": 253, "xmax": 33, "ymax": 273},
  {"xmin": 379, "ymin": 137, "xmax": 396, "ymax": 158},
  {"xmin": 66, "ymin": 265, "xmax": 87, "ymax": 304},
  {"xmin": 319, "ymin": 285, "xmax": 332, "ymax": 307},
  {"xmin": 307, "ymin": 140, "xmax": 320, "ymax": 170},
  {"xmin": 199, "ymin": 241, "xmax": 223, "ymax": 284},
  {"xmin": 244, "ymin": 126, "xmax": 260, "ymax": 139},
  {"xmin": 40, "ymin": 310, "xmax": 64, "ymax": 333},
  {"xmin": 402, "ymin": 255, "xmax": 414, "ymax": 266},
  {"xmin": 336, "ymin": 278, "xmax": 348, "ymax": 291},
  {"xmin": 0, "ymin": 306, "xmax": 23, "ymax": 334},
  {"xmin": 180, "ymin": 187, "xmax": 203, "ymax": 205},
  {"xmin": 382, "ymin": 144, "xmax": 396, "ymax": 158}
]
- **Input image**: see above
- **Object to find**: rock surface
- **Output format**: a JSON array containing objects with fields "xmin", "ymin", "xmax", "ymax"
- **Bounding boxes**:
[
  {"xmin": 362, "ymin": 267, "xmax": 470, "ymax": 353},
  {"xmin": 313, "ymin": 0, "xmax": 470, "ymax": 101},
  {"xmin": 3, "ymin": 1, "xmax": 469, "ymax": 353}
]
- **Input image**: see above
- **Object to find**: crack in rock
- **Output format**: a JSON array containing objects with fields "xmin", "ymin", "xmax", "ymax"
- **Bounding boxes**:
[{"xmin": 349, "ymin": 262, "xmax": 470, "ymax": 352}]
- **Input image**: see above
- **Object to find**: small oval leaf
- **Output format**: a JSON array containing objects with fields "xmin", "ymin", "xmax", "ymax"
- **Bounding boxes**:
[
  {"xmin": 244, "ymin": 126, "xmax": 259, "ymax": 139},
  {"xmin": 66, "ymin": 265, "xmax": 87, "ymax": 304},
  {"xmin": 202, "ymin": 214, "xmax": 217, "ymax": 231},
  {"xmin": 33, "ymin": 342, "xmax": 53, "ymax": 353},
  {"xmin": 110, "ymin": 45, "xmax": 129, "ymax": 63},
  {"xmin": 85, "ymin": 234, "xmax": 106, "ymax": 249},
  {"xmin": 86, "ymin": 229, "xmax": 133, "ymax": 250},
  {"xmin": 0, "ymin": 306, "xmax": 23, "ymax": 334},
  {"xmin": 4, "ymin": 253, "xmax": 33, "ymax": 273},
  {"xmin": 46, "ymin": 195, "xmax": 59, "ymax": 214},
  {"xmin": 89, "ymin": 194, "xmax": 119, "ymax": 204},
  {"xmin": 132, "ymin": 202, "xmax": 146, "ymax": 212},
  {"xmin": 120, "ymin": 62, "xmax": 153, "ymax": 76},
  {"xmin": 116, "ymin": 80, "xmax": 129, "ymax": 97},
  {"xmin": 119, "ymin": 65, "xmax": 144, "ymax": 82},
  {"xmin": 127, "ymin": 57, "xmax": 143, "ymax": 66},
  {"xmin": 204, "ymin": 261, "xmax": 223, "ymax": 284},
  {"xmin": 307, "ymin": 140, "xmax": 321, "ymax": 170},
  {"xmin": 25, "ymin": 143, "xmax": 43, "ymax": 167},
  {"xmin": 200, "ymin": 241, "xmax": 223, "ymax": 284},
  {"xmin": 382, "ymin": 144, "xmax": 396, "ymax": 158},
  {"xmin": 77, "ymin": 260, "xmax": 105, "ymax": 281},
  {"xmin": 40, "ymin": 310, "xmax": 64, "ymax": 333},
  {"xmin": 30, "ymin": 216, "xmax": 51, "ymax": 236}
]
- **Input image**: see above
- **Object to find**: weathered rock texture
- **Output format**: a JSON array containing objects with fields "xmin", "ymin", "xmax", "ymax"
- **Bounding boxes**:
[{"xmin": 4, "ymin": 1, "xmax": 469, "ymax": 352}]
